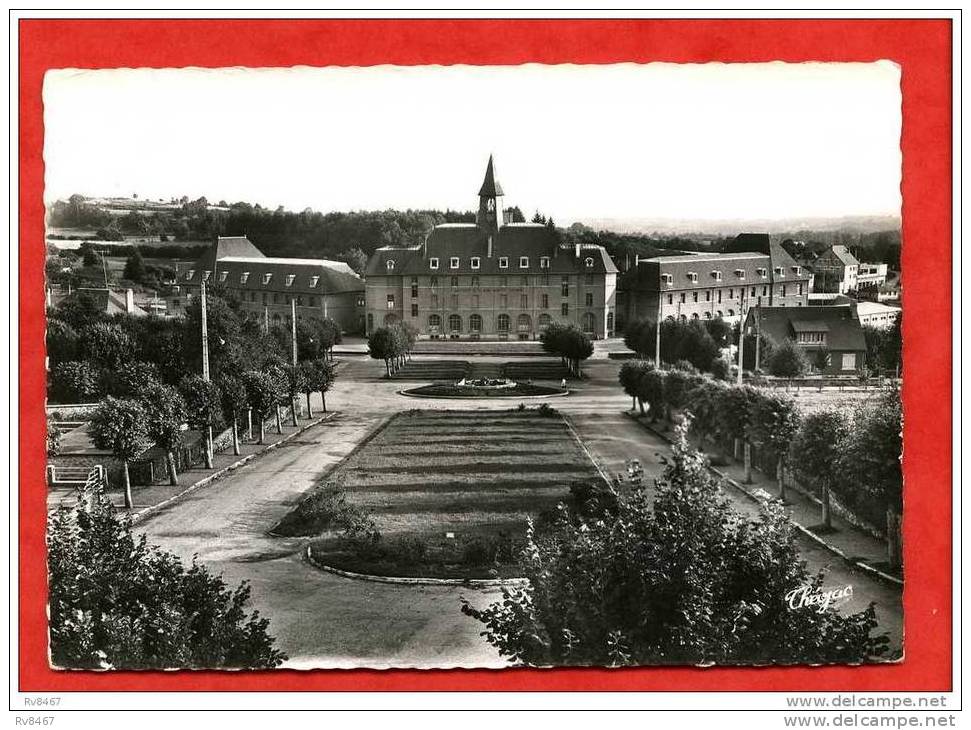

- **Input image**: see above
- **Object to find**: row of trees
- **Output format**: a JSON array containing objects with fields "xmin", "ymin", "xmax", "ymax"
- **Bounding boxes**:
[
  {"xmin": 367, "ymin": 322, "xmax": 418, "ymax": 377},
  {"xmin": 539, "ymin": 323, "xmax": 594, "ymax": 377},
  {"xmin": 462, "ymin": 421, "xmax": 890, "ymax": 666},
  {"xmin": 623, "ymin": 318, "xmax": 729, "ymax": 374},
  {"xmin": 618, "ymin": 361, "xmax": 903, "ymax": 566}
]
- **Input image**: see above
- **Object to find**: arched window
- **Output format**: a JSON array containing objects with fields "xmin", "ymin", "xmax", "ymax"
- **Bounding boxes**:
[
  {"xmin": 386, "ymin": 259, "xmax": 396, "ymax": 271},
  {"xmin": 716, "ymin": 310, "xmax": 723, "ymax": 318},
  {"xmin": 448, "ymin": 314, "xmax": 462, "ymax": 332},
  {"xmin": 538, "ymin": 313, "xmax": 552, "ymax": 329},
  {"xmin": 517, "ymin": 313, "xmax": 531, "ymax": 332},
  {"xmin": 581, "ymin": 312, "xmax": 596, "ymax": 333},
  {"xmin": 727, "ymin": 309, "xmax": 735, "ymax": 317},
  {"xmin": 384, "ymin": 313, "xmax": 398, "ymax": 325},
  {"xmin": 691, "ymin": 313, "xmax": 699, "ymax": 320},
  {"xmin": 497, "ymin": 313, "xmax": 510, "ymax": 332},
  {"xmin": 428, "ymin": 314, "xmax": 441, "ymax": 332},
  {"xmin": 584, "ymin": 257, "xmax": 594, "ymax": 268},
  {"xmin": 679, "ymin": 314, "xmax": 687, "ymax": 322},
  {"xmin": 469, "ymin": 314, "xmax": 482, "ymax": 332},
  {"xmin": 606, "ymin": 312, "xmax": 615, "ymax": 333},
  {"xmin": 704, "ymin": 311, "xmax": 712, "ymax": 319}
]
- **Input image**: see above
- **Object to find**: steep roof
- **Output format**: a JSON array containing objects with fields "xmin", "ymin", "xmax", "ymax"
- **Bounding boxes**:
[
  {"xmin": 830, "ymin": 245, "xmax": 861, "ymax": 267},
  {"xmin": 746, "ymin": 305, "xmax": 866, "ymax": 352},
  {"xmin": 364, "ymin": 224, "xmax": 617, "ymax": 277},
  {"xmin": 77, "ymin": 287, "xmax": 148, "ymax": 317},
  {"xmin": 182, "ymin": 255, "xmax": 364, "ymax": 295},
  {"xmin": 619, "ymin": 251, "xmax": 770, "ymax": 291},
  {"xmin": 478, "ymin": 155, "xmax": 504, "ymax": 197}
]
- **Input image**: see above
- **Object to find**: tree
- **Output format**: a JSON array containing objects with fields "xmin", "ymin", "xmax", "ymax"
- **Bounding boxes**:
[
  {"xmin": 618, "ymin": 360, "xmax": 650, "ymax": 412},
  {"xmin": 301, "ymin": 359, "xmax": 335, "ymax": 416},
  {"xmin": 47, "ymin": 416, "xmax": 62, "ymax": 457},
  {"xmin": 47, "ymin": 484, "xmax": 286, "ymax": 669},
  {"xmin": 623, "ymin": 319, "xmax": 656, "ymax": 360},
  {"xmin": 837, "ymin": 387, "xmax": 903, "ymax": 568},
  {"xmin": 241, "ymin": 371, "xmax": 279, "ymax": 444},
  {"xmin": 89, "ymin": 397, "xmax": 147, "ymax": 508},
  {"xmin": 49, "ymin": 360, "xmax": 102, "ymax": 403},
  {"xmin": 368, "ymin": 327, "xmax": 400, "ymax": 377},
  {"xmin": 790, "ymin": 410, "xmax": 849, "ymax": 529},
  {"xmin": 182, "ymin": 294, "xmax": 243, "ymax": 381},
  {"xmin": 462, "ymin": 423, "xmax": 888, "ymax": 666},
  {"xmin": 338, "ymin": 247, "xmax": 369, "ymax": 276},
  {"xmin": 46, "ymin": 319, "xmax": 80, "ymax": 365},
  {"xmin": 123, "ymin": 248, "xmax": 147, "ymax": 283},
  {"xmin": 216, "ymin": 374, "xmax": 247, "ymax": 455},
  {"xmin": 676, "ymin": 320, "xmax": 721, "ymax": 372},
  {"xmin": 714, "ymin": 384, "xmax": 761, "ymax": 471},
  {"xmin": 541, "ymin": 324, "xmax": 593, "ymax": 377},
  {"xmin": 101, "ymin": 361, "xmax": 160, "ymax": 399},
  {"xmin": 55, "ymin": 291, "xmax": 105, "ymax": 330},
  {"xmin": 704, "ymin": 316, "xmax": 732, "ymax": 349},
  {"xmin": 79, "ymin": 322, "xmax": 133, "ymax": 370},
  {"xmin": 79, "ymin": 241, "xmax": 100, "ymax": 268},
  {"xmin": 282, "ymin": 365, "xmax": 306, "ymax": 427},
  {"xmin": 636, "ymin": 368, "xmax": 666, "ymax": 423},
  {"xmin": 742, "ymin": 331, "xmax": 775, "ymax": 372},
  {"xmin": 812, "ymin": 348, "xmax": 832, "ymax": 375},
  {"xmin": 746, "ymin": 391, "xmax": 801, "ymax": 500},
  {"xmin": 140, "ymin": 383, "xmax": 188, "ymax": 487},
  {"xmin": 768, "ymin": 339, "xmax": 810, "ymax": 379},
  {"xmin": 179, "ymin": 375, "xmax": 223, "ymax": 469}
]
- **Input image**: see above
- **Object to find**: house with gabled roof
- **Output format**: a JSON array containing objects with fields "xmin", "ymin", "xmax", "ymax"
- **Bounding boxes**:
[
  {"xmin": 811, "ymin": 244, "xmax": 861, "ymax": 294},
  {"xmin": 364, "ymin": 156, "xmax": 618, "ymax": 339},
  {"xmin": 743, "ymin": 304, "xmax": 867, "ymax": 374}
]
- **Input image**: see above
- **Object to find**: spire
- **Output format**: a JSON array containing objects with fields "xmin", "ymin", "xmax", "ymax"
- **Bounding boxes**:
[{"xmin": 478, "ymin": 154, "xmax": 504, "ymax": 197}]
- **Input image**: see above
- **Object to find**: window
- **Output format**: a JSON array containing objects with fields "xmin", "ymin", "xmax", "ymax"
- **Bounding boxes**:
[
  {"xmin": 519, "ymin": 256, "xmax": 529, "ymax": 269},
  {"xmin": 201, "ymin": 270, "xmax": 211, "ymax": 282},
  {"xmin": 449, "ymin": 315, "xmax": 462, "ymax": 332},
  {"xmin": 561, "ymin": 280, "xmax": 569, "ymax": 297},
  {"xmin": 471, "ymin": 257, "xmax": 480, "ymax": 269},
  {"xmin": 471, "ymin": 276, "xmax": 480, "ymax": 288},
  {"xmin": 517, "ymin": 314, "xmax": 531, "ymax": 333},
  {"xmin": 692, "ymin": 292, "xmax": 699, "ymax": 303},
  {"xmin": 712, "ymin": 271, "xmax": 723, "ymax": 281},
  {"xmin": 729, "ymin": 288, "xmax": 734, "ymax": 299},
  {"xmin": 661, "ymin": 273, "xmax": 674, "ymax": 285},
  {"xmin": 411, "ymin": 278, "xmax": 418, "ymax": 298},
  {"xmin": 386, "ymin": 294, "xmax": 395, "ymax": 309},
  {"xmin": 687, "ymin": 272, "xmax": 699, "ymax": 283},
  {"xmin": 792, "ymin": 266, "xmax": 801, "ymax": 275},
  {"xmin": 751, "ymin": 287, "xmax": 756, "ymax": 297},
  {"xmin": 582, "ymin": 312, "xmax": 595, "ymax": 333},
  {"xmin": 717, "ymin": 290, "xmax": 722, "ymax": 303},
  {"xmin": 450, "ymin": 294, "xmax": 458, "ymax": 309},
  {"xmin": 561, "ymin": 302, "xmax": 569, "ymax": 316},
  {"xmin": 757, "ymin": 268, "xmax": 767, "ymax": 278},
  {"xmin": 798, "ymin": 283, "xmax": 803, "ymax": 295},
  {"xmin": 386, "ymin": 260, "xmax": 395, "ymax": 271},
  {"xmin": 471, "ymin": 294, "xmax": 479, "ymax": 308},
  {"xmin": 296, "ymin": 296, "xmax": 303, "ymax": 306},
  {"xmin": 240, "ymin": 272, "xmax": 250, "ymax": 284},
  {"xmin": 585, "ymin": 292, "xmax": 593, "ymax": 307},
  {"xmin": 428, "ymin": 314, "xmax": 441, "ymax": 331},
  {"xmin": 450, "ymin": 257, "xmax": 460, "ymax": 269},
  {"xmin": 367, "ymin": 313, "xmax": 374, "ymax": 331},
  {"xmin": 309, "ymin": 296, "xmax": 317, "ymax": 307},
  {"xmin": 762, "ymin": 286, "xmax": 769, "ymax": 296},
  {"xmin": 520, "ymin": 294, "xmax": 528, "ymax": 308},
  {"xmin": 680, "ymin": 293, "xmax": 686, "ymax": 303},
  {"xmin": 286, "ymin": 274, "xmax": 296, "ymax": 287},
  {"xmin": 262, "ymin": 293, "xmax": 267, "ymax": 304},
  {"xmin": 500, "ymin": 276, "xmax": 508, "ymax": 287},
  {"xmin": 273, "ymin": 293, "xmax": 279, "ymax": 304},
  {"xmin": 780, "ymin": 285, "xmax": 787, "ymax": 297},
  {"xmin": 500, "ymin": 293, "xmax": 508, "ymax": 308},
  {"xmin": 540, "ymin": 256, "xmax": 550, "ymax": 269},
  {"xmin": 774, "ymin": 266, "xmax": 785, "ymax": 276},
  {"xmin": 451, "ymin": 276, "xmax": 459, "ymax": 288},
  {"xmin": 309, "ymin": 276, "xmax": 319, "ymax": 288},
  {"xmin": 219, "ymin": 271, "xmax": 229, "ymax": 283},
  {"xmin": 429, "ymin": 258, "xmax": 439, "ymax": 270},
  {"xmin": 497, "ymin": 313, "xmax": 510, "ymax": 332},
  {"xmin": 541, "ymin": 294, "xmax": 549, "ymax": 309},
  {"xmin": 521, "ymin": 275, "xmax": 529, "ymax": 286},
  {"xmin": 185, "ymin": 270, "xmax": 195, "ymax": 281},
  {"xmin": 667, "ymin": 294, "xmax": 673, "ymax": 305},
  {"xmin": 469, "ymin": 314, "xmax": 482, "ymax": 332},
  {"xmin": 499, "ymin": 257, "xmax": 509, "ymax": 269},
  {"xmin": 704, "ymin": 291, "xmax": 710, "ymax": 302},
  {"xmin": 584, "ymin": 257, "xmax": 594, "ymax": 268},
  {"xmin": 607, "ymin": 311, "xmax": 614, "ymax": 333},
  {"xmin": 430, "ymin": 275, "xmax": 438, "ymax": 287},
  {"xmin": 539, "ymin": 313, "xmax": 552, "ymax": 329},
  {"xmin": 734, "ymin": 269, "xmax": 745, "ymax": 279},
  {"xmin": 430, "ymin": 294, "xmax": 438, "ymax": 308},
  {"xmin": 263, "ymin": 273, "xmax": 273, "ymax": 285},
  {"xmin": 285, "ymin": 295, "xmax": 291, "ymax": 304}
]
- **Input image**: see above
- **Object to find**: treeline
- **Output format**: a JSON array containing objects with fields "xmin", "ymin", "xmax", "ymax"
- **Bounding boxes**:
[
  {"xmin": 539, "ymin": 322, "xmax": 594, "ymax": 377},
  {"xmin": 617, "ymin": 362, "xmax": 903, "ymax": 567},
  {"xmin": 779, "ymin": 230, "xmax": 901, "ymax": 269}
]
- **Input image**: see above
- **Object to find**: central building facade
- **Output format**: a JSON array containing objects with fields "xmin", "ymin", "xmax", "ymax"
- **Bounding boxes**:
[{"xmin": 364, "ymin": 156, "xmax": 618, "ymax": 340}]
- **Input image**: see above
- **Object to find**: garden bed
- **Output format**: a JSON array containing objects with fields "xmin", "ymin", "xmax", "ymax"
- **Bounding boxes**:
[
  {"xmin": 274, "ymin": 408, "xmax": 602, "ymax": 579},
  {"xmin": 401, "ymin": 383, "xmax": 567, "ymax": 398}
]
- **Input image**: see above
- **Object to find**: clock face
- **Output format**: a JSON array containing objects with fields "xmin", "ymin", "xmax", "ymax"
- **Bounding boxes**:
[{"xmin": 486, "ymin": 199, "xmax": 495, "ymax": 212}]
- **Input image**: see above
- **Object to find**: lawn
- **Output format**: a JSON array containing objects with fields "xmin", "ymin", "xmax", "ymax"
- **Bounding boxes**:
[
  {"xmin": 763, "ymin": 384, "xmax": 888, "ymax": 418},
  {"xmin": 280, "ymin": 408, "xmax": 603, "ymax": 578}
]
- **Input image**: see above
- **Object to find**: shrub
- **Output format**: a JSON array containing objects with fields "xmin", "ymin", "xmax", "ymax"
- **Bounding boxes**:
[
  {"xmin": 537, "ymin": 403, "xmax": 557, "ymax": 417},
  {"xmin": 768, "ymin": 339, "xmax": 810, "ymax": 378},
  {"xmin": 569, "ymin": 480, "xmax": 619, "ymax": 519},
  {"xmin": 462, "ymin": 538, "xmax": 492, "ymax": 567},
  {"xmin": 273, "ymin": 483, "xmax": 348, "ymax": 537},
  {"xmin": 391, "ymin": 535, "xmax": 428, "ymax": 563},
  {"xmin": 338, "ymin": 511, "xmax": 382, "ymax": 558},
  {"xmin": 709, "ymin": 357, "xmax": 731, "ymax": 381},
  {"xmin": 49, "ymin": 360, "xmax": 101, "ymax": 403}
]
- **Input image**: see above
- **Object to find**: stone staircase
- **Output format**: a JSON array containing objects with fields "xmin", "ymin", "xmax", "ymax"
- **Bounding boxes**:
[{"xmin": 502, "ymin": 359, "xmax": 573, "ymax": 381}]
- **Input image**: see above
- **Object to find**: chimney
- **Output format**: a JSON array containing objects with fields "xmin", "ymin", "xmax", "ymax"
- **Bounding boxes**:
[
  {"xmin": 125, "ymin": 288, "xmax": 135, "ymax": 314},
  {"xmin": 574, "ymin": 243, "xmax": 581, "ymax": 258},
  {"xmin": 487, "ymin": 235, "xmax": 493, "ymax": 259}
]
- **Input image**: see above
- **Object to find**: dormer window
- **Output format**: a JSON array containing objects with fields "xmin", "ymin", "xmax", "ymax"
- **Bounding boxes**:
[
  {"xmin": 219, "ymin": 271, "xmax": 229, "ymax": 283},
  {"xmin": 540, "ymin": 256, "xmax": 550, "ymax": 269},
  {"xmin": 285, "ymin": 274, "xmax": 296, "ymax": 287},
  {"xmin": 203, "ymin": 270, "xmax": 212, "ymax": 282},
  {"xmin": 450, "ymin": 257, "xmax": 460, "ymax": 269},
  {"xmin": 757, "ymin": 267, "xmax": 768, "ymax": 278},
  {"xmin": 185, "ymin": 270, "xmax": 195, "ymax": 281},
  {"xmin": 584, "ymin": 257, "xmax": 594, "ymax": 268},
  {"xmin": 734, "ymin": 269, "xmax": 746, "ymax": 279},
  {"xmin": 687, "ymin": 272, "xmax": 699, "ymax": 283},
  {"xmin": 240, "ymin": 272, "xmax": 250, "ymax": 284},
  {"xmin": 712, "ymin": 270, "xmax": 723, "ymax": 281},
  {"xmin": 792, "ymin": 266, "xmax": 801, "ymax": 275},
  {"xmin": 309, "ymin": 276, "xmax": 319, "ymax": 288},
  {"xmin": 519, "ymin": 257, "xmax": 529, "ymax": 268},
  {"xmin": 262, "ymin": 273, "xmax": 273, "ymax": 285},
  {"xmin": 386, "ymin": 260, "xmax": 395, "ymax": 272},
  {"xmin": 471, "ymin": 257, "xmax": 480, "ymax": 270},
  {"xmin": 661, "ymin": 273, "xmax": 674, "ymax": 285},
  {"xmin": 429, "ymin": 257, "xmax": 439, "ymax": 270},
  {"xmin": 775, "ymin": 266, "xmax": 785, "ymax": 277},
  {"xmin": 499, "ymin": 257, "xmax": 509, "ymax": 269}
]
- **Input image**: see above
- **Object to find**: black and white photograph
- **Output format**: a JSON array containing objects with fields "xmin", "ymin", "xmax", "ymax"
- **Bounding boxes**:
[{"xmin": 42, "ymin": 61, "xmax": 905, "ymax": 672}]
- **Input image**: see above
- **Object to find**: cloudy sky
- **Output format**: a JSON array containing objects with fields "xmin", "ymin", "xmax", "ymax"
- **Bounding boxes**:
[{"xmin": 43, "ymin": 62, "xmax": 901, "ymax": 224}]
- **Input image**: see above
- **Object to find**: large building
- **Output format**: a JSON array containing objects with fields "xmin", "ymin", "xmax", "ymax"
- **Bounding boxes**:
[
  {"xmin": 363, "ymin": 157, "xmax": 618, "ymax": 340},
  {"xmin": 743, "ymin": 304, "xmax": 867, "ymax": 374},
  {"xmin": 811, "ymin": 244, "xmax": 860, "ymax": 294},
  {"xmin": 176, "ymin": 236, "xmax": 365, "ymax": 333},
  {"xmin": 617, "ymin": 233, "xmax": 811, "ymax": 329}
]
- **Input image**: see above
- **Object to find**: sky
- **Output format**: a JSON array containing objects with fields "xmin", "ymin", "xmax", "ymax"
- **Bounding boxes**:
[{"xmin": 43, "ymin": 62, "xmax": 902, "ymax": 225}]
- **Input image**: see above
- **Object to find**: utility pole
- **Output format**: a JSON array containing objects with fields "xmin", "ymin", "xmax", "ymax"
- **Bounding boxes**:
[
  {"xmin": 290, "ymin": 299, "xmax": 299, "ymax": 425},
  {"xmin": 737, "ymin": 297, "xmax": 745, "ymax": 386},
  {"xmin": 263, "ymin": 306, "xmax": 269, "ymax": 334},
  {"xmin": 201, "ymin": 279, "xmax": 210, "ymax": 381},
  {"xmin": 655, "ymin": 295, "xmax": 662, "ymax": 369},
  {"xmin": 100, "ymin": 251, "xmax": 109, "ymax": 288},
  {"xmin": 754, "ymin": 300, "xmax": 762, "ymax": 372}
]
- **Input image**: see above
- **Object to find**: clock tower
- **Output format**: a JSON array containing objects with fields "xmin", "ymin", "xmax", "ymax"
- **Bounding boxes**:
[{"xmin": 476, "ymin": 154, "xmax": 504, "ymax": 236}]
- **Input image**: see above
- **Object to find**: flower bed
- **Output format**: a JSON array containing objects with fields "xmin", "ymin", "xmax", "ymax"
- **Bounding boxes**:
[{"xmin": 401, "ymin": 382, "xmax": 567, "ymax": 398}]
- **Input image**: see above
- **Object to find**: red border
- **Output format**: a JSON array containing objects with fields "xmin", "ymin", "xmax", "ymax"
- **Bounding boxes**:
[{"xmin": 19, "ymin": 18, "xmax": 952, "ymax": 692}]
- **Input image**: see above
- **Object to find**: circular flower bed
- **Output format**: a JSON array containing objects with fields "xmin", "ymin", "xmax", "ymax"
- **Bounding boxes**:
[{"xmin": 401, "ymin": 382, "xmax": 568, "ymax": 398}]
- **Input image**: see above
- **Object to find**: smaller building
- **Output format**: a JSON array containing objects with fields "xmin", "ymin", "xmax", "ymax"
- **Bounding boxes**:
[
  {"xmin": 743, "ymin": 304, "xmax": 867, "ymax": 374},
  {"xmin": 855, "ymin": 262, "xmax": 888, "ymax": 293},
  {"xmin": 46, "ymin": 286, "xmax": 148, "ymax": 317},
  {"xmin": 811, "ymin": 245, "xmax": 860, "ymax": 294},
  {"xmin": 855, "ymin": 300, "xmax": 901, "ymax": 329}
]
